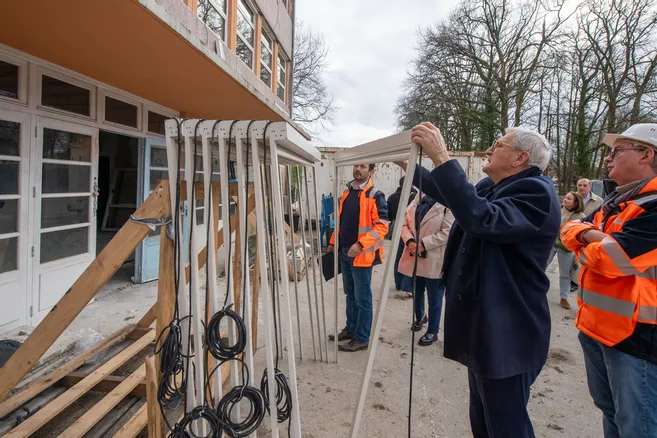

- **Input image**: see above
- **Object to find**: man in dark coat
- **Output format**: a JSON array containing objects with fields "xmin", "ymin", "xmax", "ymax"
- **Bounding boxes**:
[{"xmin": 398, "ymin": 123, "xmax": 560, "ymax": 438}]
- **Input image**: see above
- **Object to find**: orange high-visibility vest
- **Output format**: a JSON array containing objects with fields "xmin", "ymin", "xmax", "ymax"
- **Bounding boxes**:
[
  {"xmin": 561, "ymin": 177, "xmax": 657, "ymax": 347},
  {"xmin": 329, "ymin": 180, "xmax": 389, "ymax": 267}
]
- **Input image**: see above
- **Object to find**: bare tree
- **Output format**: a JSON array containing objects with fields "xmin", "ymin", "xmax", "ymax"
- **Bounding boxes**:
[{"xmin": 292, "ymin": 22, "xmax": 336, "ymax": 133}]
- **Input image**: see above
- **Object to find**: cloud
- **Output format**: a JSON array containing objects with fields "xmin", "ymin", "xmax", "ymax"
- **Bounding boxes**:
[{"xmin": 296, "ymin": 0, "xmax": 459, "ymax": 147}]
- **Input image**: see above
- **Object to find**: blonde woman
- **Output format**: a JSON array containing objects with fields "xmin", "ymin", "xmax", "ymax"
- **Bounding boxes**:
[
  {"xmin": 399, "ymin": 194, "xmax": 454, "ymax": 346},
  {"xmin": 547, "ymin": 192, "xmax": 585, "ymax": 309}
]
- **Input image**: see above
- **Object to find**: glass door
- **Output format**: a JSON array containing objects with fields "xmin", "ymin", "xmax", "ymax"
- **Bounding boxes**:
[
  {"xmin": 0, "ymin": 109, "xmax": 30, "ymax": 333},
  {"xmin": 31, "ymin": 117, "xmax": 97, "ymax": 324},
  {"xmin": 135, "ymin": 138, "xmax": 169, "ymax": 283}
]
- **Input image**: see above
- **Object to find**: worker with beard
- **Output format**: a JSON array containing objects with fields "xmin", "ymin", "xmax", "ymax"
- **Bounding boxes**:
[{"xmin": 327, "ymin": 163, "xmax": 389, "ymax": 352}]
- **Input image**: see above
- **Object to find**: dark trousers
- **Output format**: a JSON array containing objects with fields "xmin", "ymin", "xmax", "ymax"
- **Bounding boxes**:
[
  {"xmin": 468, "ymin": 369, "xmax": 540, "ymax": 438},
  {"xmin": 393, "ymin": 239, "xmax": 411, "ymax": 292}
]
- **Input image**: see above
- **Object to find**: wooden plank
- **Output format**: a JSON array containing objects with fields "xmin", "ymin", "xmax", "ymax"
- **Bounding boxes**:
[
  {"xmin": 155, "ymin": 231, "xmax": 176, "ymax": 369},
  {"xmin": 126, "ymin": 327, "xmax": 153, "ymax": 341},
  {"xmin": 0, "ymin": 324, "xmax": 136, "ymax": 419},
  {"xmin": 136, "ymin": 305, "xmax": 157, "ymax": 329},
  {"xmin": 113, "ymin": 403, "xmax": 147, "ymax": 438},
  {"xmin": 145, "ymin": 356, "xmax": 162, "ymax": 438},
  {"xmin": 57, "ymin": 365, "xmax": 147, "ymax": 438},
  {"xmin": 4, "ymin": 331, "xmax": 156, "ymax": 438},
  {"xmin": 61, "ymin": 373, "xmax": 146, "ymax": 397},
  {"xmin": 185, "ymin": 194, "xmax": 256, "ymax": 282},
  {"xmin": 0, "ymin": 183, "xmax": 170, "ymax": 403}
]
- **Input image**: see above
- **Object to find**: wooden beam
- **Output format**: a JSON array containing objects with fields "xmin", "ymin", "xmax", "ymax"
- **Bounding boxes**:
[
  {"xmin": 0, "ymin": 183, "xmax": 170, "ymax": 402},
  {"xmin": 58, "ymin": 365, "xmax": 147, "ymax": 438},
  {"xmin": 126, "ymin": 327, "xmax": 154, "ymax": 341},
  {"xmin": 0, "ymin": 324, "xmax": 136, "ymax": 419},
  {"xmin": 61, "ymin": 373, "xmax": 146, "ymax": 397},
  {"xmin": 155, "ymin": 231, "xmax": 176, "ymax": 366},
  {"xmin": 136, "ymin": 305, "xmax": 157, "ymax": 329},
  {"xmin": 4, "ymin": 331, "xmax": 155, "ymax": 437},
  {"xmin": 113, "ymin": 403, "xmax": 147, "ymax": 438},
  {"xmin": 145, "ymin": 356, "xmax": 163, "ymax": 438}
]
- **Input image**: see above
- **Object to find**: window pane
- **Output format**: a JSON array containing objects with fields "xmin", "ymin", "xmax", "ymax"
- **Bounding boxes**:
[
  {"xmin": 0, "ymin": 61, "xmax": 19, "ymax": 100},
  {"xmin": 41, "ymin": 75, "xmax": 90, "ymax": 116},
  {"xmin": 42, "ymin": 164, "xmax": 90, "ymax": 194},
  {"xmin": 40, "ymin": 227, "xmax": 88, "ymax": 263},
  {"xmin": 260, "ymin": 68, "xmax": 272, "ymax": 87},
  {"xmin": 0, "ymin": 161, "xmax": 19, "ymax": 195},
  {"xmin": 261, "ymin": 42, "xmax": 272, "ymax": 69},
  {"xmin": 237, "ymin": 5, "xmax": 254, "ymax": 46},
  {"xmin": 0, "ymin": 237, "xmax": 18, "ymax": 273},
  {"xmin": 277, "ymin": 84, "xmax": 285, "ymax": 101},
  {"xmin": 148, "ymin": 112, "xmax": 168, "ymax": 135},
  {"xmin": 149, "ymin": 170, "xmax": 168, "ymax": 191},
  {"xmin": 0, "ymin": 199, "xmax": 18, "ymax": 234},
  {"xmin": 236, "ymin": 39, "xmax": 254, "ymax": 69},
  {"xmin": 0, "ymin": 120, "xmax": 20, "ymax": 156},
  {"xmin": 150, "ymin": 147, "xmax": 168, "ymax": 167},
  {"xmin": 278, "ymin": 54, "xmax": 286, "ymax": 84},
  {"xmin": 105, "ymin": 96, "xmax": 138, "ymax": 128},
  {"xmin": 43, "ymin": 128, "xmax": 92, "ymax": 162},
  {"xmin": 198, "ymin": 0, "xmax": 226, "ymax": 40},
  {"xmin": 41, "ymin": 197, "xmax": 89, "ymax": 229}
]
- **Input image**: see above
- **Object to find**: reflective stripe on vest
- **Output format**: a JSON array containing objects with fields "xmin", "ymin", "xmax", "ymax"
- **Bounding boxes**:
[
  {"xmin": 601, "ymin": 237, "xmax": 657, "ymax": 279},
  {"xmin": 363, "ymin": 241, "xmax": 383, "ymax": 254},
  {"xmin": 359, "ymin": 226, "xmax": 373, "ymax": 234},
  {"xmin": 578, "ymin": 288, "xmax": 635, "ymax": 318}
]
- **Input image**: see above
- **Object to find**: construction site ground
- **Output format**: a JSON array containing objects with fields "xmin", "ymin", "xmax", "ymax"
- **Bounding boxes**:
[{"xmin": 3, "ymin": 241, "xmax": 599, "ymax": 437}]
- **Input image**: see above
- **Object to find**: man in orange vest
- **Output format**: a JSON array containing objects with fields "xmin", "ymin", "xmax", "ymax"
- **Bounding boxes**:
[
  {"xmin": 561, "ymin": 123, "xmax": 657, "ymax": 437},
  {"xmin": 327, "ymin": 163, "xmax": 389, "ymax": 352}
]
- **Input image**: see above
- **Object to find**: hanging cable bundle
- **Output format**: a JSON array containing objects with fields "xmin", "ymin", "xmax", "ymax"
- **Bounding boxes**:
[
  {"xmin": 216, "ymin": 385, "xmax": 266, "ymax": 438},
  {"xmin": 206, "ymin": 305, "xmax": 247, "ymax": 360},
  {"xmin": 258, "ymin": 122, "xmax": 293, "ymax": 434},
  {"xmin": 170, "ymin": 406, "xmax": 223, "ymax": 438}
]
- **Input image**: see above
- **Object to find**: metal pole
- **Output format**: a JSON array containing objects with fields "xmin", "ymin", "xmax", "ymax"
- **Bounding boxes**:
[
  {"xmin": 296, "ymin": 165, "xmax": 318, "ymax": 361},
  {"xmin": 303, "ymin": 166, "xmax": 324, "ymax": 362},
  {"xmin": 268, "ymin": 137, "xmax": 302, "ymax": 437},
  {"xmin": 251, "ymin": 139, "xmax": 280, "ymax": 438},
  {"xmin": 311, "ymin": 164, "xmax": 330, "ymax": 362},
  {"xmin": 286, "ymin": 166, "xmax": 303, "ymax": 360},
  {"xmin": 349, "ymin": 144, "xmax": 420, "ymax": 438}
]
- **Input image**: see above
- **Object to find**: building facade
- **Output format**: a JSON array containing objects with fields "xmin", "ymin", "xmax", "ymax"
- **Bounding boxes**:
[{"xmin": 0, "ymin": 0, "xmax": 299, "ymax": 334}]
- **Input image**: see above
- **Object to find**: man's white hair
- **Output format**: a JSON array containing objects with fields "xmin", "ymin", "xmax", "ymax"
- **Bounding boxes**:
[
  {"xmin": 577, "ymin": 178, "xmax": 592, "ymax": 186},
  {"xmin": 506, "ymin": 127, "xmax": 551, "ymax": 171}
]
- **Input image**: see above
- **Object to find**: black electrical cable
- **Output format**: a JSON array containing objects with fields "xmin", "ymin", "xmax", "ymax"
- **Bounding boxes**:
[
  {"xmin": 258, "ymin": 122, "xmax": 293, "ymax": 437},
  {"xmin": 206, "ymin": 305, "xmax": 247, "ymax": 360},
  {"xmin": 407, "ymin": 144, "xmax": 423, "ymax": 438},
  {"xmin": 170, "ymin": 405, "xmax": 223, "ymax": 438}
]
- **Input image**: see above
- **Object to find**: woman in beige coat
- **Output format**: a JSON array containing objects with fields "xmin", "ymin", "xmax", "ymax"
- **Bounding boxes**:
[{"xmin": 399, "ymin": 194, "xmax": 454, "ymax": 346}]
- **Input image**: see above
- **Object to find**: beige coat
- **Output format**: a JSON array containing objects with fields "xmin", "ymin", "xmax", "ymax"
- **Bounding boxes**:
[
  {"xmin": 583, "ymin": 192, "xmax": 604, "ymax": 215},
  {"xmin": 398, "ymin": 196, "xmax": 454, "ymax": 279}
]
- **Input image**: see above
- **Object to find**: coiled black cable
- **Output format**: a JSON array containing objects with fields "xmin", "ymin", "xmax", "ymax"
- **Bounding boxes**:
[
  {"xmin": 206, "ymin": 305, "xmax": 247, "ymax": 361},
  {"xmin": 260, "ymin": 367, "xmax": 292, "ymax": 423},
  {"xmin": 216, "ymin": 385, "xmax": 266, "ymax": 438},
  {"xmin": 171, "ymin": 405, "xmax": 223, "ymax": 438}
]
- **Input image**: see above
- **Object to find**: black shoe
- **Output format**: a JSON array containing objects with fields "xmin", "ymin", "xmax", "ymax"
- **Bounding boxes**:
[
  {"xmin": 329, "ymin": 329, "xmax": 354, "ymax": 342},
  {"xmin": 411, "ymin": 315, "xmax": 428, "ymax": 332},
  {"xmin": 418, "ymin": 332, "xmax": 438, "ymax": 346},
  {"xmin": 338, "ymin": 339, "xmax": 369, "ymax": 352}
]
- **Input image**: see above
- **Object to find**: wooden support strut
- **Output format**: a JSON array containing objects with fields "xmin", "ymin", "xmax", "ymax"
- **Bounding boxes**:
[{"xmin": 0, "ymin": 181, "xmax": 169, "ymax": 403}]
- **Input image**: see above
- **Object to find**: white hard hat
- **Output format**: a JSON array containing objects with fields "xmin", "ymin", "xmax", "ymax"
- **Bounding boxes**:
[{"xmin": 603, "ymin": 123, "xmax": 657, "ymax": 149}]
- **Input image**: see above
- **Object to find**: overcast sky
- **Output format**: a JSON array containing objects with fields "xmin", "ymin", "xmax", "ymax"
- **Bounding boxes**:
[{"xmin": 295, "ymin": 0, "xmax": 460, "ymax": 147}]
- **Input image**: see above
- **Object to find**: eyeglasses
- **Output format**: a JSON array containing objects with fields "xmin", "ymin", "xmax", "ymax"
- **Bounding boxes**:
[
  {"xmin": 606, "ymin": 145, "xmax": 647, "ymax": 159},
  {"xmin": 489, "ymin": 139, "xmax": 513, "ymax": 151}
]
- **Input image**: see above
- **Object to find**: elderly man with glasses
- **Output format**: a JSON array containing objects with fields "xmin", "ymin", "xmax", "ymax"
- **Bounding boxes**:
[
  {"xmin": 561, "ymin": 123, "xmax": 657, "ymax": 437},
  {"xmin": 396, "ymin": 123, "xmax": 560, "ymax": 437}
]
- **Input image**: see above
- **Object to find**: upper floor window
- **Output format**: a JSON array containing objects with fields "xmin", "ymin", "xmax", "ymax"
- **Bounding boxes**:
[
  {"xmin": 41, "ymin": 75, "xmax": 91, "ymax": 117},
  {"xmin": 236, "ymin": 0, "xmax": 255, "ymax": 70},
  {"xmin": 198, "ymin": 0, "xmax": 228, "ymax": 41},
  {"xmin": 260, "ymin": 32, "xmax": 273, "ymax": 88},
  {"xmin": 0, "ymin": 61, "xmax": 19, "ymax": 100},
  {"xmin": 277, "ymin": 51, "xmax": 288, "ymax": 102}
]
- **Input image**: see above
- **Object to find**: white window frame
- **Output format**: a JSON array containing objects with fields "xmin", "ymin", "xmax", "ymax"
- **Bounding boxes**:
[
  {"xmin": 277, "ymin": 50, "xmax": 288, "ymax": 103},
  {"xmin": 260, "ymin": 30, "xmax": 274, "ymax": 88},
  {"xmin": 0, "ymin": 51, "xmax": 28, "ymax": 105},
  {"xmin": 143, "ymin": 105, "xmax": 178, "ymax": 137},
  {"xmin": 236, "ymin": 0, "xmax": 256, "ymax": 70},
  {"xmin": 198, "ymin": 0, "xmax": 228, "ymax": 42},
  {"xmin": 35, "ymin": 66, "xmax": 97, "ymax": 121},
  {"xmin": 98, "ymin": 89, "xmax": 142, "ymax": 133}
]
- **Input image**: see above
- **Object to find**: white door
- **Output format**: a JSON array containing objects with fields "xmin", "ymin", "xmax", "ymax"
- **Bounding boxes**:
[
  {"xmin": 30, "ymin": 117, "xmax": 98, "ymax": 324},
  {"xmin": 0, "ymin": 109, "xmax": 30, "ymax": 333}
]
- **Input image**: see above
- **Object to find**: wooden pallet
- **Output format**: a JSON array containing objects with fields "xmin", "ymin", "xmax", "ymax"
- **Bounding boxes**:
[{"xmin": 0, "ymin": 181, "xmax": 259, "ymax": 437}]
